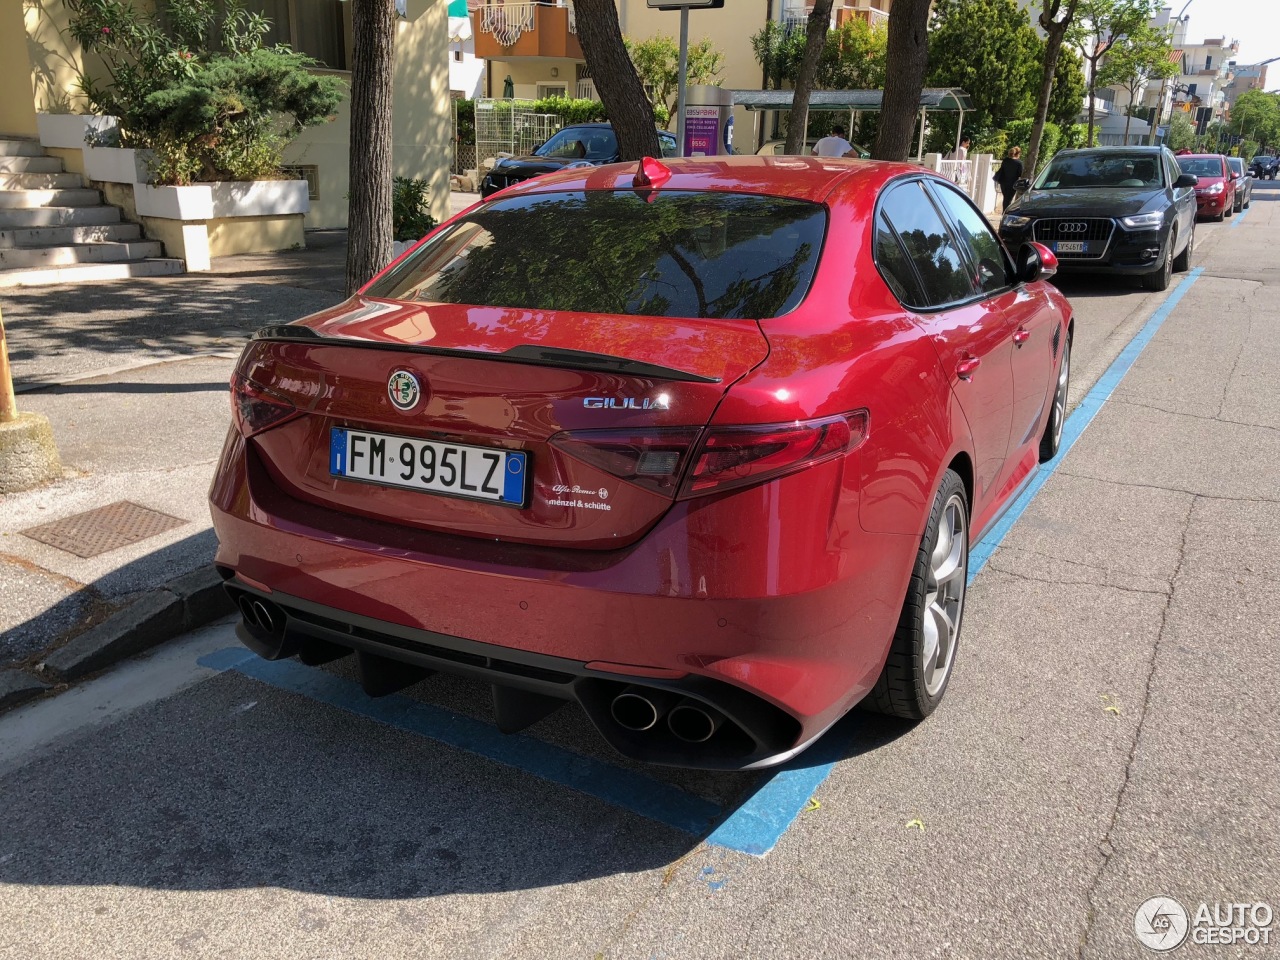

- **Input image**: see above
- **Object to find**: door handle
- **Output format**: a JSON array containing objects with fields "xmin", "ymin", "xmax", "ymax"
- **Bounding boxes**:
[
  {"xmin": 956, "ymin": 356, "xmax": 981, "ymax": 381},
  {"xmin": 1013, "ymin": 328, "xmax": 1031, "ymax": 346}
]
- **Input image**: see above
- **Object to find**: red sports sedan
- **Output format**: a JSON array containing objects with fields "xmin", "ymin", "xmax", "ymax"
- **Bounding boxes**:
[
  {"xmin": 210, "ymin": 157, "xmax": 1073, "ymax": 769},
  {"xmin": 1177, "ymin": 153, "xmax": 1235, "ymax": 221}
]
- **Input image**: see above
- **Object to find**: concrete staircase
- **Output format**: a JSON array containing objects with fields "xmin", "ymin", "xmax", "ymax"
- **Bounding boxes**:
[{"xmin": 0, "ymin": 137, "xmax": 184, "ymax": 287}]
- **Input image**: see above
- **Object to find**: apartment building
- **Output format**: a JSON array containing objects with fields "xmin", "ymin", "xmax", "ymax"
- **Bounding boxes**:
[{"xmin": 469, "ymin": 0, "xmax": 892, "ymax": 148}]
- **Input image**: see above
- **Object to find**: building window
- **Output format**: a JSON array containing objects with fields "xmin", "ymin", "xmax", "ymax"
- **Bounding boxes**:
[
  {"xmin": 242, "ymin": 0, "xmax": 351, "ymax": 70},
  {"xmin": 1205, "ymin": 55, "xmax": 1212, "ymax": 70},
  {"xmin": 537, "ymin": 83, "xmax": 568, "ymax": 99},
  {"xmin": 281, "ymin": 164, "xmax": 320, "ymax": 200}
]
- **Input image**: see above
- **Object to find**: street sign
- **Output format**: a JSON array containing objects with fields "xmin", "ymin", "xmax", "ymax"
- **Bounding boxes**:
[{"xmin": 647, "ymin": 1, "xmax": 724, "ymax": 7}]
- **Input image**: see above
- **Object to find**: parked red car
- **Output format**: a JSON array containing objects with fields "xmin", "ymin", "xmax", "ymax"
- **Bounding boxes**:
[
  {"xmin": 1177, "ymin": 153, "xmax": 1235, "ymax": 221},
  {"xmin": 210, "ymin": 157, "xmax": 1073, "ymax": 769}
]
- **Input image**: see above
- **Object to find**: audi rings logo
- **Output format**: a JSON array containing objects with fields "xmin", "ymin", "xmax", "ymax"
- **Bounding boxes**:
[{"xmin": 1057, "ymin": 222, "xmax": 1090, "ymax": 233}]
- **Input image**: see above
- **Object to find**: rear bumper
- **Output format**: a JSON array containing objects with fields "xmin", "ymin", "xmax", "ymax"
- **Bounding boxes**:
[{"xmin": 209, "ymin": 430, "xmax": 912, "ymax": 768}]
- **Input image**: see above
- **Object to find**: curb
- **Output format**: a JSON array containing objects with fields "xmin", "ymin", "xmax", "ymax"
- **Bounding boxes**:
[{"xmin": 0, "ymin": 565, "xmax": 235, "ymax": 706}]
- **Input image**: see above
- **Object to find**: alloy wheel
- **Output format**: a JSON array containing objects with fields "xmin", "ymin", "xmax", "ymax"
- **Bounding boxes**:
[
  {"xmin": 1052, "ymin": 343, "xmax": 1070, "ymax": 450},
  {"xmin": 922, "ymin": 494, "xmax": 968, "ymax": 697}
]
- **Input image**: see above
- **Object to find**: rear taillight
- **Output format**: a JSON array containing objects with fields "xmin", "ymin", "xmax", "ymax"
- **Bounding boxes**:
[
  {"xmin": 679, "ymin": 412, "xmax": 867, "ymax": 499},
  {"xmin": 549, "ymin": 427, "xmax": 702, "ymax": 496},
  {"xmin": 550, "ymin": 411, "xmax": 867, "ymax": 500},
  {"xmin": 230, "ymin": 373, "xmax": 301, "ymax": 437}
]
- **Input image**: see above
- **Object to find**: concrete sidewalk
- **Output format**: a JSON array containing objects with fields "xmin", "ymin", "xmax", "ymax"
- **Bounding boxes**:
[
  {"xmin": 0, "ymin": 232, "xmax": 350, "ymax": 708},
  {"xmin": 0, "ymin": 196, "xmax": 483, "ymax": 708}
]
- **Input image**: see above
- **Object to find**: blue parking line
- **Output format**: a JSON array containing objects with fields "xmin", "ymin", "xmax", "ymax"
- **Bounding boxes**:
[
  {"xmin": 705, "ymin": 266, "xmax": 1207, "ymax": 858},
  {"xmin": 197, "ymin": 648, "xmax": 722, "ymax": 836},
  {"xmin": 1231, "ymin": 205, "xmax": 1250, "ymax": 227}
]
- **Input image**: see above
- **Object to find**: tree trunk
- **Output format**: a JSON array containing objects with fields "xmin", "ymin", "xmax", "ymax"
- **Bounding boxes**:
[
  {"xmin": 784, "ymin": 0, "xmax": 836, "ymax": 154},
  {"xmin": 1123, "ymin": 99, "xmax": 1133, "ymax": 143},
  {"xmin": 1086, "ymin": 46, "xmax": 1099, "ymax": 148},
  {"xmin": 345, "ymin": 0, "xmax": 396, "ymax": 297},
  {"xmin": 575, "ymin": 0, "xmax": 660, "ymax": 160},
  {"xmin": 1025, "ymin": 0, "xmax": 1078, "ymax": 176},
  {"xmin": 871, "ymin": 0, "xmax": 931, "ymax": 161}
]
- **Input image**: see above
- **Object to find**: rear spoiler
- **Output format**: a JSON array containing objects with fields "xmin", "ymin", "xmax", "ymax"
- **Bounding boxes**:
[{"xmin": 251, "ymin": 326, "xmax": 720, "ymax": 384}]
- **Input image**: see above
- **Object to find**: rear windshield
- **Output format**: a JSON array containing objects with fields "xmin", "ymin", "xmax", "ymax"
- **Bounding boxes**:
[
  {"xmin": 1178, "ymin": 157, "xmax": 1224, "ymax": 177},
  {"xmin": 365, "ymin": 190, "xmax": 827, "ymax": 320}
]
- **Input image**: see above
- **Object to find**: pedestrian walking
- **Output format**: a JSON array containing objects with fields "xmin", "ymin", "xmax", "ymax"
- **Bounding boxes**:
[
  {"xmin": 993, "ymin": 146, "xmax": 1024, "ymax": 213},
  {"xmin": 814, "ymin": 125, "xmax": 857, "ymax": 158}
]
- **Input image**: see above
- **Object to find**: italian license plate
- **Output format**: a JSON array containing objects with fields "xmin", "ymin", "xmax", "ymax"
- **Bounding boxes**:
[
  {"xmin": 330, "ymin": 428, "xmax": 527, "ymax": 507},
  {"xmin": 1056, "ymin": 241, "xmax": 1086, "ymax": 254}
]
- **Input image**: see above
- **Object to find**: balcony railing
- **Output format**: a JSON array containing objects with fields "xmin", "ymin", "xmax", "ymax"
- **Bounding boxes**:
[{"xmin": 477, "ymin": 1, "xmax": 575, "ymax": 47}]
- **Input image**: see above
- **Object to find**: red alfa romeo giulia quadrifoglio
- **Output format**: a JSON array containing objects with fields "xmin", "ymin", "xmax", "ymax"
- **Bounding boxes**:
[{"xmin": 210, "ymin": 156, "xmax": 1073, "ymax": 769}]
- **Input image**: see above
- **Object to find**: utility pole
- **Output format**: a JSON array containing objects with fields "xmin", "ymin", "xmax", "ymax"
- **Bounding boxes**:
[{"xmin": 0, "ymin": 307, "xmax": 16, "ymax": 425}]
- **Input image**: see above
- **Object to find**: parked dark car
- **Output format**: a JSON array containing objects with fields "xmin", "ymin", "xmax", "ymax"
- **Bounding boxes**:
[
  {"xmin": 1227, "ymin": 157, "xmax": 1253, "ymax": 212},
  {"xmin": 999, "ymin": 146, "xmax": 1197, "ymax": 291},
  {"xmin": 480, "ymin": 123, "xmax": 679, "ymax": 197},
  {"xmin": 1249, "ymin": 155, "xmax": 1278, "ymax": 179}
]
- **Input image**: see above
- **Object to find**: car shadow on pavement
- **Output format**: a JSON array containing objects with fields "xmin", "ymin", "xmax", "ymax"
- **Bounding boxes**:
[
  {"xmin": 0, "ymin": 274, "xmax": 345, "ymax": 386},
  {"xmin": 0, "ymin": 647, "xmax": 914, "ymax": 897}
]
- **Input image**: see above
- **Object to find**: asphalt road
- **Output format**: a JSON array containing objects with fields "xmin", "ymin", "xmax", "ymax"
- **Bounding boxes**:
[{"xmin": 1, "ymin": 183, "xmax": 1277, "ymax": 960}]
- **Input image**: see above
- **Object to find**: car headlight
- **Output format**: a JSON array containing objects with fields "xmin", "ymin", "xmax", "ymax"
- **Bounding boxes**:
[
  {"xmin": 1120, "ymin": 211, "xmax": 1164, "ymax": 229},
  {"xmin": 1206, "ymin": 182, "xmax": 1224, "ymax": 195},
  {"xmin": 1002, "ymin": 214, "xmax": 1032, "ymax": 229}
]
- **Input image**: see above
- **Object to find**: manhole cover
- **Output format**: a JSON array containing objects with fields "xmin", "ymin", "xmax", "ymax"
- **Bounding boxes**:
[{"xmin": 21, "ymin": 501, "xmax": 187, "ymax": 559}]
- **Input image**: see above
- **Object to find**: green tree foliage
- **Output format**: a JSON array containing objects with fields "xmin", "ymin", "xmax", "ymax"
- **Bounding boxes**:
[
  {"xmin": 926, "ymin": 0, "xmax": 1041, "ymax": 133},
  {"xmin": 1049, "ymin": 46, "xmax": 1087, "ymax": 128},
  {"xmin": 624, "ymin": 34, "xmax": 724, "ymax": 127},
  {"xmin": 1005, "ymin": 119, "xmax": 1061, "ymax": 172},
  {"xmin": 1165, "ymin": 112, "xmax": 1195, "ymax": 150},
  {"xmin": 1230, "ymin": 90, "xmax": 1280, "ymax": 149},
  {"xmin": 750, "ymin": 20, "xmax": 807, "ymax": 91},
  {"xmin": 1097, "ymin": 21, "xmax": 1177, "ymax": 142},
  {"xmin": 66, "ymin": 0, "xmax": 344, "ymax": 184},
  {"xmin": 1070, "ymin": 0, "xmax": 1157, "ymax": 145},
  {"xmin": 392, "ymin": 177, "xmax": 437, "ymax": 242}
]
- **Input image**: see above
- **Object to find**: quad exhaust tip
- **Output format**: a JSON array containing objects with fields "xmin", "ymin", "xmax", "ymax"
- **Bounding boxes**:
[{"xmin": 609, "ymin": 686, "xmax": 727, "ymax": 743}]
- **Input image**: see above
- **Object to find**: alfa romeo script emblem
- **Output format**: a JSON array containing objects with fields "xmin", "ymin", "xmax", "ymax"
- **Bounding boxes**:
[{"xmin": 387, "ymin": 370, "xmax": 421, "ymax": 411}]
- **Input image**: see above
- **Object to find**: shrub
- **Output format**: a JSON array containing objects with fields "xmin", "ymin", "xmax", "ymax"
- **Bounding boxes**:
[
  {"xmin": 393, "ymin": 177, "xmax": 437, "ymax": 241},
  {"xmin": 66, "ymin": 0, "xmax": 345, "ymax": 184}
]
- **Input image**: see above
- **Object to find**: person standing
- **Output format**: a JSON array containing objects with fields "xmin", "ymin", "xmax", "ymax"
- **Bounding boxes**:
[
  {"xmin": 945, "ymin": 136, "xmax": 971, "ymax": 162},
  {"xmin": 993, "ymin": 146, "xmax": 1024, "ymax": 213},
  {"xmin": 814, "ymin": 125, "xmax": 857, "ymax": 158}
]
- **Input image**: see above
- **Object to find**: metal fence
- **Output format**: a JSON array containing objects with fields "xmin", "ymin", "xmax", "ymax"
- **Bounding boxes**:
[{"xmin": 473, "ymin": 98, "xmax": 563, "ymax": 170}]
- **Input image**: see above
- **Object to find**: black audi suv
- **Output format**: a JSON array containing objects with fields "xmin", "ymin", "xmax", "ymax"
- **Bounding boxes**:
[
  {"xmin": 998, "ymin": 146, "xmax": 1198, "ymax": 291},
  {"xmin": 480, "ymin": 123, "xmax": 679, "ymax": 198}
]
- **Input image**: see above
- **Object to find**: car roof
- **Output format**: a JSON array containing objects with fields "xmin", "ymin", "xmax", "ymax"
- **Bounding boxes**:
[
  {"xmin": 1054, "ymin": 146, "xmax": 1166, "ymax": 157},
  {"xmin": 1178, "ymin": 153, "xmax": 1226, "ymax": 159},
  {"xmin": 492, "ymin": 155, "xmax": 919, "ymax": 204}
]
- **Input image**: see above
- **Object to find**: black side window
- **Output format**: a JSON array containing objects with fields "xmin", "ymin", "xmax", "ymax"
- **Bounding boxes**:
[
  {"xmin": 878, "ymin": 182, "xmax": 976, "ymax": 308},
  {"xmin": 874, "ymin": 213, "xmax": 924, "ymax": 306},
  {"xmin": 929, "ymin": 182, "xmax": 1011, "ymax": 296}
]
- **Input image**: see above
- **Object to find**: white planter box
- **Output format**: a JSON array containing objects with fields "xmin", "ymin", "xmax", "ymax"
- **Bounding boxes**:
[
  {"xmin": 135, "ymin": 184, "xmax": 215, "ymax": 220},
  {"xmin": 210, "ymin": 179, "xmax": 310, "ymax": 218},
  {"xmin": 83, "ymin": 145, "xmax": 153, "ymax": 185},
  {"xmin": 37, "ymin": 113, "xmax": 119, "ymax": 150}
]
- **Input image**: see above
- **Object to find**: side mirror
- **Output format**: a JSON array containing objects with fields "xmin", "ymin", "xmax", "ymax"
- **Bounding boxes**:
[
  {"xmin": 1017, "ymin": 241, "xmax": 1058, "ymax": 284},
  {"xmin": 1174, "ymin": 173, "xmax": 1198, "ymax": 188},
  {"xmin": 1229, "ymin": 171, "xmax": 1241, "ymax": 180},
  {"xmin": 1014, "ymin": 178, "xmax": 1032, "ymax": 191}
]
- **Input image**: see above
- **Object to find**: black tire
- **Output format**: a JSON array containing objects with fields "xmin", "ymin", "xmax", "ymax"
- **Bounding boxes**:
[
  {"xmin": 1039, "ymin": 331, "xmax": 1071, "ymax": 462},
  {"xmin": 1142, "ymin": 233, "xmax": 1174, "ymax": 291},
  {"xmin": 864, "ymin": 470, "xmax": 969, "ymax": 721},
  {"xmin": 1173, "ymin": 219, "xmax": 1194, "ymax": 273}
]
